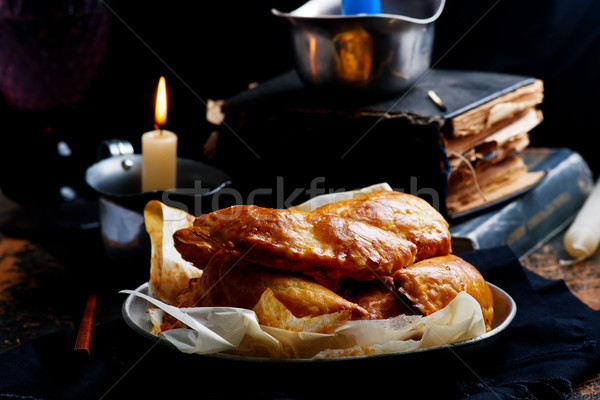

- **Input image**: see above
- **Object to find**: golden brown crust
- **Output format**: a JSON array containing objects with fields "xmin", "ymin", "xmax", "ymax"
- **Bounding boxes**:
[
  {"xmin": 342, "ymin": 277, "xmax": 417, "ymax": 320},
  {"xmin": 172, "ymin": 190, "xmax": 449, "ymax": 270},
  {"xmin": 172, "ymin": 251, "xmax": 369, "ymax": 321},
  {"xmin": 175, "ymin": 205, "xmax": 417, "ymax": 281},
  {"xmin": 392, "ymin": 254, "xmax": 494, "ymax": 331},
  {"xmin": 313, "ymin": 191, "xmax": 451, "ymax": 261},
  {"xmin": 171, "ymin": 224, "xmax": 216, "ymax": 269}
]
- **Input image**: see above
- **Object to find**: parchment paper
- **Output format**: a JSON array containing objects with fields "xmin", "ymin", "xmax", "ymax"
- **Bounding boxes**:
[{"xmin": 122, "ymin": 289, "xmax": 486, "ymax": 359}]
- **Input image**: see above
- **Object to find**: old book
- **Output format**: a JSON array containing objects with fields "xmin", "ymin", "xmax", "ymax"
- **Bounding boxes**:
[
  {"xmin": 442, "ymin": 78, "xmax": 544, "ymax": 218},
  {"xmin": 220, "ymin": 69, "xmax": 541, "ymax": 127},
  {"xmin": 446, "ymin": 153, "xmax": 546, "ymax": 217},
  {"xmin": 446, "ymin": 79, "xmax": 544, "ymax": 137},
  {"xmin": 450, "ymin": 147, "xmax": 593, "ymax": 260},
  {"xmin": 444, "ymin": 107, "xmax": 543, "ymax": 157}
]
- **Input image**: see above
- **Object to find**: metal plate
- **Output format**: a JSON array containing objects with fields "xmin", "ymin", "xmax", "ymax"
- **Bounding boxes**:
[{"xmin": 122, "ymin": 281, "xmax": 516, "ymax": 362}]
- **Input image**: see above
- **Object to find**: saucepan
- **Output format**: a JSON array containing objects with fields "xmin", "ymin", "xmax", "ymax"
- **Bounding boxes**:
[
  {"xmin": 85, "ymin": 140, "xmax": 231, "ymax": 266},
  {"xmin": 273, "ymin": 0, "xmax": 446, "ymax": 94}
]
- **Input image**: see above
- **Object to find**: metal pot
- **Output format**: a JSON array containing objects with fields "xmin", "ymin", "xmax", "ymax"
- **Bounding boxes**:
[
  {"xmin": 85, "ymin": 140, "xmax": 231, "ymax": 266},
  {"xmin": 273, "ymin": 0, "xmax": 445, "ymax": 94}
]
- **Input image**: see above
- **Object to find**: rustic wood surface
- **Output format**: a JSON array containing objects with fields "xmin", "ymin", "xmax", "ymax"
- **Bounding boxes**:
[
  {"xmin": 521, "ymin": 231, "xmax": 600, "ymax": 399},
  {"xmin": 0, "ymin": 237, "xmax": 78, "ymax": 352}
]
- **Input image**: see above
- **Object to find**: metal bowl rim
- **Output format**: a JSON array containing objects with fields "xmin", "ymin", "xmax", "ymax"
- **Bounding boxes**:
[
  {"xmin": 272, "ymin": 0, "xmax": 446, "ymax": 25},
  {"xmin": 123, "ymin": 280, "xmax": 516, "ymax": 363}
]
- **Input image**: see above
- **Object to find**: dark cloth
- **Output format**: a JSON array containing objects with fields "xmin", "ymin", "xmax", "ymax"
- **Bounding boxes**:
[
  {"xmin": 458, "ymin": 247, "xmax": 600, "ymax": 398},
  {"xmin": 1, "ymin": 246, "xmax": 599, "ymax": 399}
]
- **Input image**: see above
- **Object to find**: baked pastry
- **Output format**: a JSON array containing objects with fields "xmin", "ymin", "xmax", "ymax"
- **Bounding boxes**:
[
  {"xmin": 174, "ymin": 205, "xmax": 417, "ymax": 281},
  {"xmin": 162, "ymin": 250, "xmax": 369, "ymax": 333},
  {"xmin": 164, "ymin": 190, "xmax": 493, "ymax": 338},
  {"xmin": 313, "ymin": 190, "xmax": 451, "ymax": 261},
  {"xmin": 393, "ymin": 254, "xmax": 494, "ymax": 331},
  {"xmin": 172, "ymin": 190, "xmax": 449, "ymax": 269}
]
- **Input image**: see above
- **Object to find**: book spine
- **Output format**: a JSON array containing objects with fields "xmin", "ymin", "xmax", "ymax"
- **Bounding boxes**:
[{"xmin": 450, "ymin": 148, "xmax": 593, "ymax": 259}]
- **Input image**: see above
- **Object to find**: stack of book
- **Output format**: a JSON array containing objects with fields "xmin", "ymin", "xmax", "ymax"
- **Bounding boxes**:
[
  {"xmin": 212, "ymin": 69, "xmax": 550, "ymax": 218},
  {"xmin": 442, "ymin": 78, "xmax": 546, "ymax": 218}
]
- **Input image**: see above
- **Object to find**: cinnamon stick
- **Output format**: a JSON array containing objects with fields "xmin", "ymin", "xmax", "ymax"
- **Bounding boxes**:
[{"xmin": 74, "ymin": 293, "xmax": 97, "ymax": 357}]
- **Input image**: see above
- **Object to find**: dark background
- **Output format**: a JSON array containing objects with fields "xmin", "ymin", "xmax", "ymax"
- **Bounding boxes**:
[{"xmin": 0, "ymin": 0, "xmax": 599, "ymax": 206}]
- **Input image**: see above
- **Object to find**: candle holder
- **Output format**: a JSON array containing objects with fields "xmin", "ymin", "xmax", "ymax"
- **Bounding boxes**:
[{"xmin": 85, "ymin": 141, "xmax": 231, "ymax": 267}]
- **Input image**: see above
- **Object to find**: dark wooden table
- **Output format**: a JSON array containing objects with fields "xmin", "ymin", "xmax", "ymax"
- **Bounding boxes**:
[
  {"xmin": 0, "ymin": 194, "xmax": 131, "ymax": 355},
  {"xmin": 1, "ymin": 192, "xmax": 599, "ymax": 398}
]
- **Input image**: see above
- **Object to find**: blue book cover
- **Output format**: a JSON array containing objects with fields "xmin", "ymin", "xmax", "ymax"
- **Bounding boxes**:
[{"xmin": 450, "ymin": 147, "xmax": 593, "ymax": 259}]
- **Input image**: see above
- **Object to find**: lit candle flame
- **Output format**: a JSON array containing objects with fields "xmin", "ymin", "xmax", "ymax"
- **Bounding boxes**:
[{"xmin": 154, "ymin": 76, "xmax": 168, "ymax": 129}]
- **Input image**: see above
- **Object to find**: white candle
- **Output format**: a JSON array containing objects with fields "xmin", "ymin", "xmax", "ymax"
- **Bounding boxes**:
[
  {"xmin": 141, "ymin": 129, "xmax": 177, "ymax": 192},
  {"xmin": 564, "ymin": 178, "xmax": 600, "ymax": 261},
  {"xmin": 141, "ymin": 76, "xmax": 178, "ymax": 192}
]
